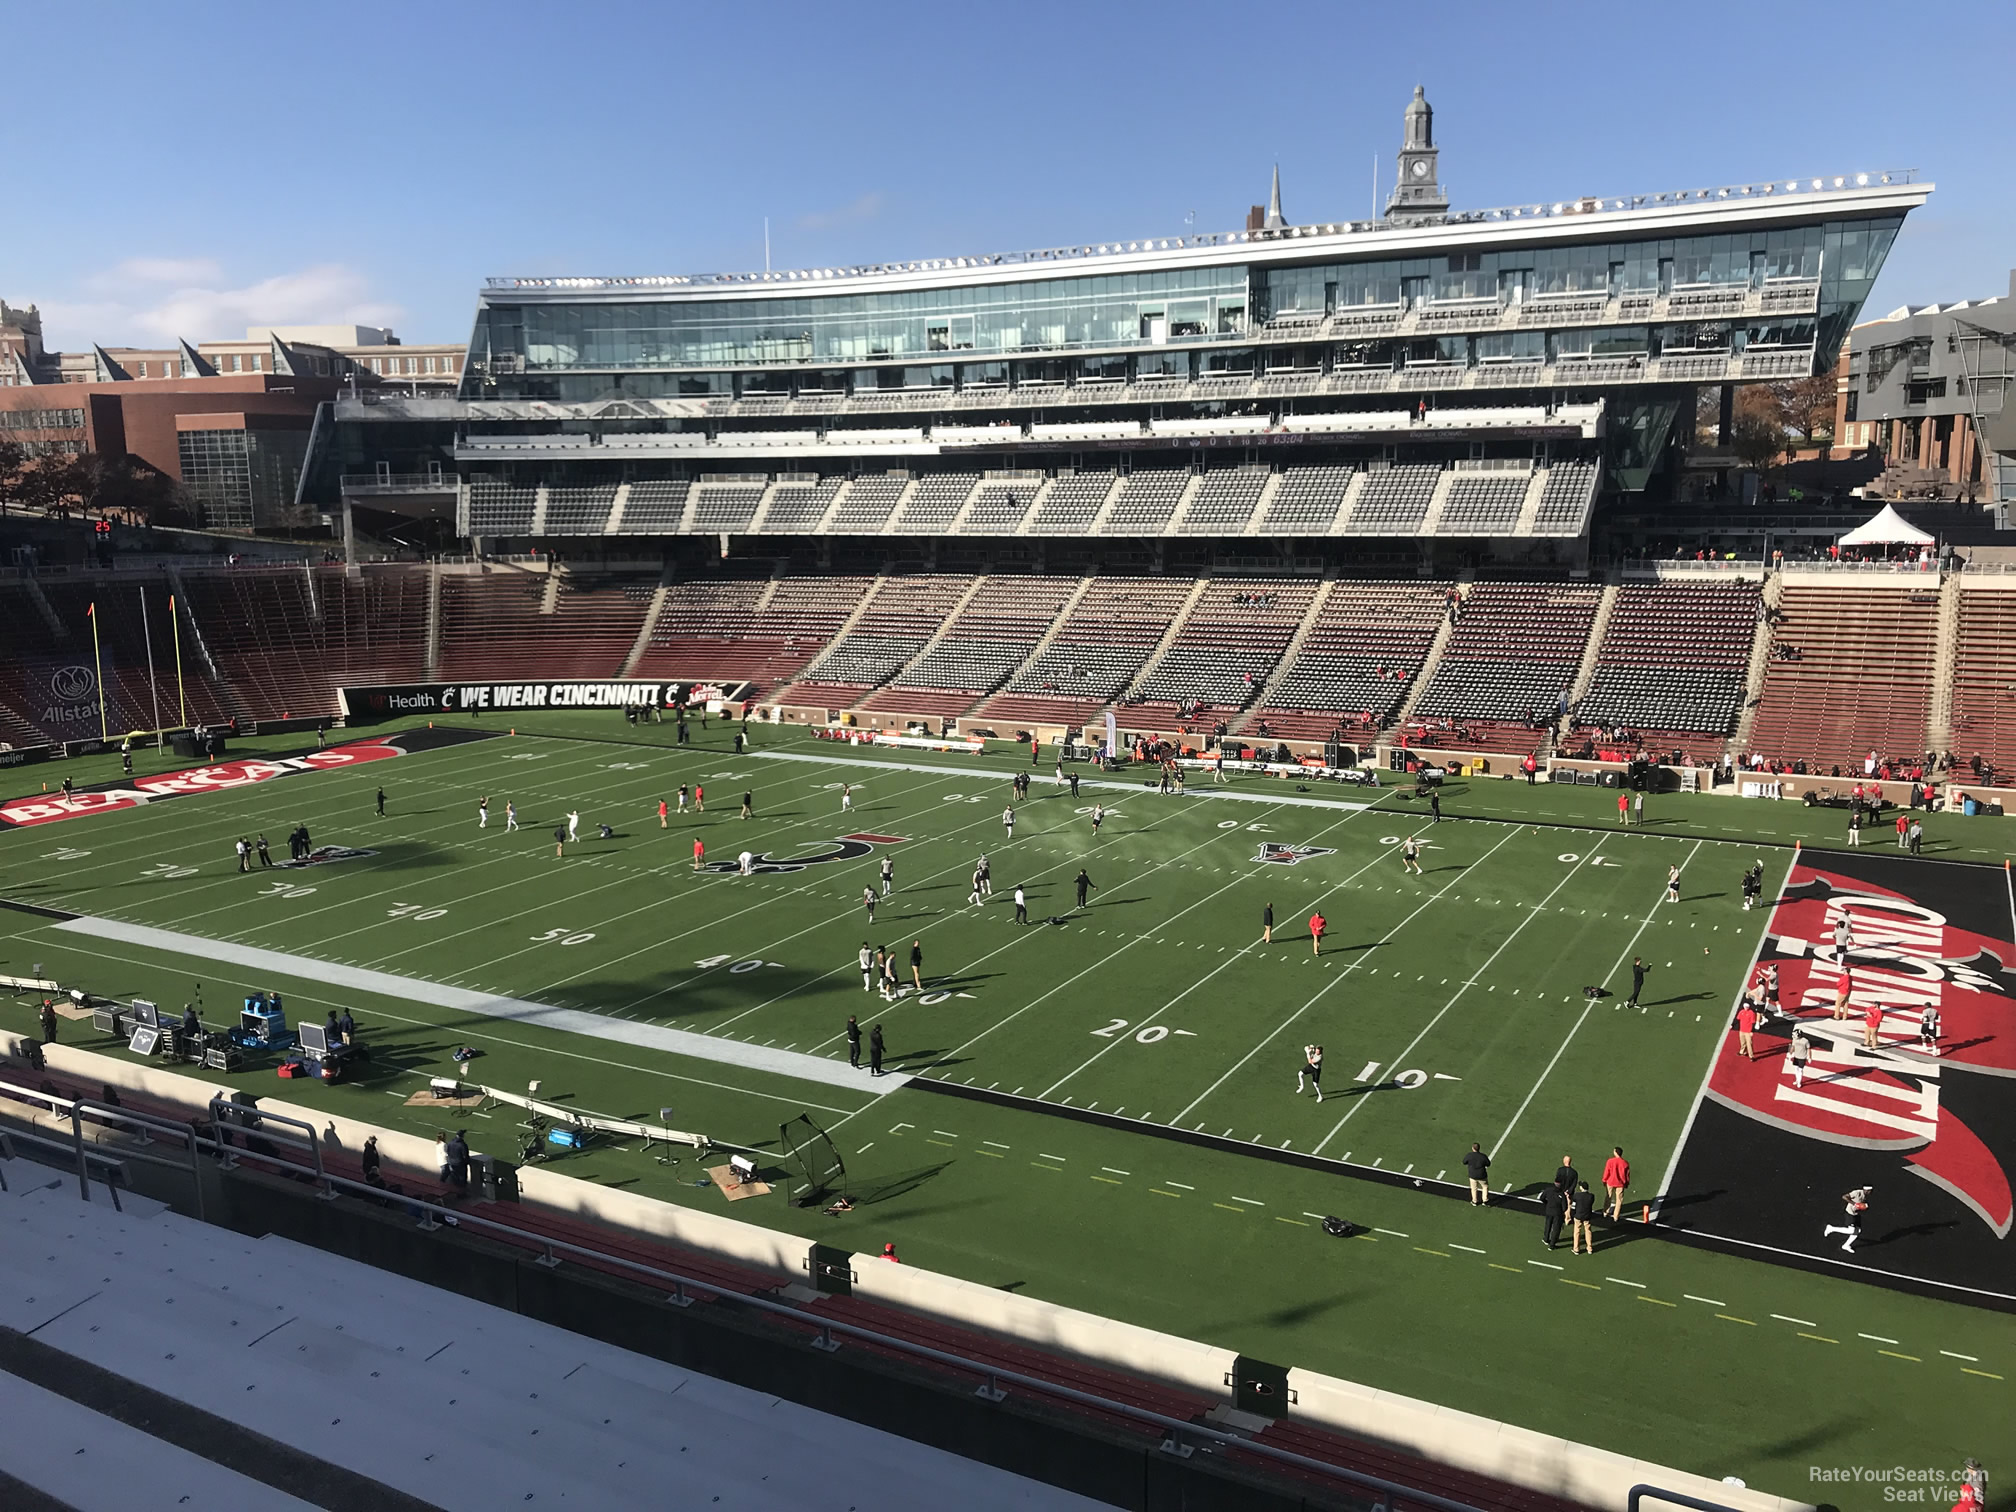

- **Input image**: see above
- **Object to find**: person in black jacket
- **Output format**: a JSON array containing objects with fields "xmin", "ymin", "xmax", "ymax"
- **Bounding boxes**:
[
  {"xmin": 445, "ymin": 1130, "xmax": 470, "ymax": 1194},
  {"xmin": 1541, "ymin": 1182, "xmax": 1567, "ymax": 1250},
  {"xmin": 1462, "ymin": 1142, "xmax": 1491, "ymax": 1205},
  {"xmin": 869, "ymin": 1023, "xmax": 885, "ymax": 1076},
  {"xmin": 846, "ymin": 1016, "xmax": 862, "ymax": 1068}
]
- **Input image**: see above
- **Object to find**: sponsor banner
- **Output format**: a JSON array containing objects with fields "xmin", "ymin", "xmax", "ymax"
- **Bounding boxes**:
[
  {"xmin": 0, "ymin": 745, "xmax": 53, "ymax": 770},
  {"xmin": 2, "ymin": 736, "xmax": 413, "ymax": 829},
  {"xmin": 1666, "ymin": 851, "xmax": 2016, "ymax": 1295},
  {"xmin": 341, "ymin": 680, "xmax": 681, "ymax": 720},
  {"xmin": 13, "ymin": 655, "xmax": 107, "ymax": 736}
]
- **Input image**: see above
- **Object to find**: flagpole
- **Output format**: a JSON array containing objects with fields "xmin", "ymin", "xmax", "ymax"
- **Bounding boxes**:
[
  {"xmin": 139, "ymin": 583, "xmax": 163, "ymax": 741},
  {"xmin": 170, "ymin": 593, "xmax": 187, "ymax": 730},
  {"xmin": 89, "ymin": 601, "xmax": 107, "ymax": 742}
]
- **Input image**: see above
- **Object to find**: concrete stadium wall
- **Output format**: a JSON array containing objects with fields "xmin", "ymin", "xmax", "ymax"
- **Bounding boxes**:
[{"xmin": 8, "ymin": 1038, "xmax": 1815, "ymax": 1512}]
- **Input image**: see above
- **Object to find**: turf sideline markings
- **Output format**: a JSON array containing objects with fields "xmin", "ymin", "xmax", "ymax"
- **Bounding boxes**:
[
  {"xmin": 1646, "ymin": 847, "xmax": 1799, "ymax": 1219},
  {"xmin": 47, "ymin": 913, "xmax": 908, "ymax": 1097},
  {"xmin": 1169, "ymin": 822, "xmax": 1526, "ymax": 1130},
  {"xmin": 751, "ymin": 748, "xmax": 1381, "ymax": 814},
  {"xmin": 1489, "ymin": 837, "xmax": 1708, "ymax": 1159},
  {"xmin": 1311, "ymin": 829, "xmax": 1622, "ymax": 1156}
]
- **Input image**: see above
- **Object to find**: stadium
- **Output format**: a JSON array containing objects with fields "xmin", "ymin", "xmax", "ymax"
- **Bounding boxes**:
[{"xmin": 0, "ymin": 78, "xmax": 2009, "ymax": 1512}]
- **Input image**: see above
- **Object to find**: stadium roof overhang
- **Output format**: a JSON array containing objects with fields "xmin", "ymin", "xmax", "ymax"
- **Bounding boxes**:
[{"xmin": 482, "ymin": 179, "xmax": 1931, "ymax": 309}]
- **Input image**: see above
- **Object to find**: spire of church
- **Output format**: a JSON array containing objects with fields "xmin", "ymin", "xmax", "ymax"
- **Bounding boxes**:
[{"xmin": 1264, "ymin": 164, "xmax": 1285, "ymax": 231}]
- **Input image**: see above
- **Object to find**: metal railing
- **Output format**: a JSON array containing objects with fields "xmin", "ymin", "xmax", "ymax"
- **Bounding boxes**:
[
  {"xmin": 481, "ymin": 173, "xmax": 1916, "ymax": 294},
  {"xmin": 0, "ymin": 1064, "xmax": 1489, "ymax": 1512}
]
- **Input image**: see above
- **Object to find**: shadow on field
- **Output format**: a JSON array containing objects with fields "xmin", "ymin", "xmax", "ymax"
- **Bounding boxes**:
[{"xmin": 854, "ymin": 1160, "xmax": 950, "ymax": 1205}]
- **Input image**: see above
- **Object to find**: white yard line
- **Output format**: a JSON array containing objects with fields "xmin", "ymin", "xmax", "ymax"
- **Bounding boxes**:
[
  {"xmin": 1491, "ymin": 838, "xmax": 1705, "ymax": 1155},
  {"xmin": 1648, "ymin": 849, "xmax": 1798, "ymax": 1214},
  {"xmin": 1170, "ymin": 823, "xmax": 1525, "ymax": 1131},
  {"xmin": 1311, "ymin": 830, "xmax": 1616, "ymax": 1156}
]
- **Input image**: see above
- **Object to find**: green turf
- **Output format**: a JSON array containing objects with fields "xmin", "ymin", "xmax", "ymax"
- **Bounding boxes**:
[{"xmin": 2, "ymin": 714, "xmax": 2009, "ymax": 1503}]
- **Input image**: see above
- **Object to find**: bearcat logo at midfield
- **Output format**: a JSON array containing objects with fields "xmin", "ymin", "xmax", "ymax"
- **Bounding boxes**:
[
  {"xmin": 1254, "ymin": 842, "xmax": 1336, "ymax": 865},
  {"xmin": 700, "ymin": 832, "xmax": 907, "ymax": 875}
]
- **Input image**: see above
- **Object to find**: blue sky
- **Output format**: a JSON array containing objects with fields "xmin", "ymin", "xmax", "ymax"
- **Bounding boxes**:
[{"xmin": 7, "ymin": 0, "xmax": 2010, "ymax": 348}]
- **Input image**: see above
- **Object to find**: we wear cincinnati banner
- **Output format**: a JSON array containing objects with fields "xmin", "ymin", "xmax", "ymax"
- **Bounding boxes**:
[
  {"xmin": 1665, "ymin": 851, "xmax": 2016, "ymax": 1298},
  {"xmin": 340, "ymin": 680, "xmax": 702, "ymax": 720}
]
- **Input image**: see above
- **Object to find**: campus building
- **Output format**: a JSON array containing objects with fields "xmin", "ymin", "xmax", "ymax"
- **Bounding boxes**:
[
  {"xmin": 311, "ymin": 90, "xmax": 1924, "ymax": 565},
  {"xmin": 1834, "ymin": 268, "xmax": 2016, "ymax": 507}
]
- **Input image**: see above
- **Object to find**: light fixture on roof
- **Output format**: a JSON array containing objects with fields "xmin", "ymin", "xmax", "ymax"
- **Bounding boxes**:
[
  {"xmin": 1811, "ymin": 178, "xmax": 1823, "ymax": 190},
  {"xmin": 1834, "ymin": 176, "xmax": 1845, "ymax": 187},
  {"xmin": 1856, "ymin": 173, "xmax": 1869, "ymax": 186}
]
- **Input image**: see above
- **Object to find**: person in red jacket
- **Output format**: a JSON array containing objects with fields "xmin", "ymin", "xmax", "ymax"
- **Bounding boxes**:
[
  {"xmin": 881, "ymin": 1242, "xmax": 900, "ymax": 1263},
  {"xmin": 692, "ymin": 838, "xmax": 705, "ymax": 872},
  {"xmin": 1601, "ymin": 1147, "xmax": 1631, "ymax": 1220},
  {"xmin": 1309, "ymin": 910, "xmax": 1327, "ymax": 956}
]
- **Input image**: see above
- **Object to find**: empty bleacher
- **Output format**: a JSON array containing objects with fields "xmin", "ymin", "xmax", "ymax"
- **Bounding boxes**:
[
  {"xmin": 1176, "ymin": 468, "xmax": 1269, "ymax": 534},
  {"xmin": 1530, "ymin": 462, "xmax": 1599, "ymax": 534},
  {"xmin": 1408, "ymin": 582, "xmax": 1603, "ymax": 751},
  {"xmin": 1027, "ymin": 472, "xmax": 1115, "ymax": 533},
  {"xmin": 893, "ymin": 473, "xmax": 980, "ymax": 533},
  {"xmin": 979, "ymin": 576, "xmax": 1196, "ymax": 725},
  {"xmin": 1571, "ymin": 581, "xmax": 1760, "ymax": 762},
  {"xmin": 1437, "ymin": 472, "xmax": 1528, "ymax": 535},
  {"xmin": 171, "ymin": 570, "xmax": 331, "ymax": 722},
  {"xmin": 1747, "ymin": 584, "xmax": 1939, "ymax": 771},
  {"xmin": 1349, "ymin": 464, "xmax": 1442, "ymax": 534},
  {"xmin": 788, "ymin": 575, "xmax": 975, "ymax": 697},
  {"xmin": 1247, "ymin": 578, "xmax": 1452, "ymax": 739},
  {"xmin": 761, "ymin": 478, "xmax": 843, "ymax": 532},
  {"xmin": 1096, "ymin": 470, "xmax": 1190, "ymax": 535},
  {"xmin": 958, "ymin": 480, "xmax": 1045, "ymax": 534},
  {"xmin": 826, "ymin": 475, "xmax": 910, "ymax": 532},
  {"xmin": 617, "ymin": 480, "xmax": 690, "ymax": 533},
  {"xmin": 864, "ymin": 575, "xmax": 1082, "ymax": 717},
  {"xmin": 435, "ymin": 573, "xmax": 553, "ymax": 681},
  {"xmin": 688, "ymin": 482, "xmax": 767, "ymax": 533},
  {"xmin": 1262, "ymin": 465, "xmax": 1356, "ymax": 533},
  {"xmin": 544, "ymin": 485, "xmax": 617, "ymax": 534},
  {"xmin": 467, "ymin": 480, "xmax": 537, "ymax": 536},
  {"xmin": 1951, "ymin": 586, "xmax": 2016, "ymax": 776},
  {"xmin": 1127, "ymin": 579, "xmax": 1320, "ymax": 719}
]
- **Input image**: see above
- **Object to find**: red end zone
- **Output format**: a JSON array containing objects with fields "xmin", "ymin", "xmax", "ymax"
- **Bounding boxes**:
[{"xmin": 0, "ymin": 735, "xmax": 441, "ymax": 828}]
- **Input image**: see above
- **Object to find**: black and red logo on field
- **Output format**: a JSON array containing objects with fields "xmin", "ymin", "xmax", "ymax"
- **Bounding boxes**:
[
  {"xmin": 0, "ymin": 727, "xmax": 495, "ymax": 829},
  {"xmin": 1668, "ymin": 852, "xmax": 2016, "ymax": 1300},
  {"xmin": 701, "ymin": 832, "xmax": 908, "ymax": 876}
]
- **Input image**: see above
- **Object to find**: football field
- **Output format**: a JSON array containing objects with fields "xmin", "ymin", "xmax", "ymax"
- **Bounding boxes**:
[{"xmin": 2, "ymin": 714, "xmax": 2010, "ymax": 1499}]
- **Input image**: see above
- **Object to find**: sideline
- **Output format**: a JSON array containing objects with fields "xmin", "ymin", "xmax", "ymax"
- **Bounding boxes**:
[
  {"xmin": 44, "ymin": 912, "xmax": 907, "ymax": 1097},
  {"xmin": 751, "ymin": 747, "xmax": 1382, "ymax": 813}
]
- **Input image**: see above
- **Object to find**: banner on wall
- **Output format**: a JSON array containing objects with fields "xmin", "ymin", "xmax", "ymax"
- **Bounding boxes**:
[{"xmin": 340, "ymin": 680, "xmax": 684, "ymax": 721}]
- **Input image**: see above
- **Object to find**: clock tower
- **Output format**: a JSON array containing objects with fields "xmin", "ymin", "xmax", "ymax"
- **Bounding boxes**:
[{"xmin": 1386, "ymin": 85, "xmax": 1448, "ymax": 223}]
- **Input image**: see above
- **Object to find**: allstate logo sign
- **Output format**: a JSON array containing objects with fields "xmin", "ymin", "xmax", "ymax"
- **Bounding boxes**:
[{"xmin": 50, "ymin": 665, "xmax": 96, "ymax": 702}]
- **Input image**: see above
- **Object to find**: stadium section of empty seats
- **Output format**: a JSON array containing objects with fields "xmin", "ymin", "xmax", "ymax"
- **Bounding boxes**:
[
  {"xmin": 980, "ymin": 576, "xmax": 1195, "ymax": 724},
  {"xmin": 1571, "ymin": 581, "xmax": 1760, "ymax": 761},
  {"xmin": 789, "ymin": 576, "xmax": 975, "ymax": 696},
  {"xmin": 1096, "ymin": 470, "xmax": 1189, "ymax": 535},
  {"xmin": 1128, "ymin": 579, "xmax": 1320, "ymax": 717},
  {"xmin": 1408, "ymin": 582, "xmax": 1602, "ymax": 751},
  {"xmin": 1349, "ymin": 464, "xmax": 1441, "ymax": 534},
  {"xmin": 689, "ymin": 483, "xmax": 767, "ymax": 533},
  {"xmin": 1026, "ymin": 472, "xmax": 1115, "ymax": 533},
  {"xmin": 468, "ymin": 481, "xmax": 537, "ymax": 536},
  {"xmin": 893, "ymin": 474, "xmax": 980, "ymax": 533},
  {"xmin": 1436, "ymin": 472, "xmax": 1528, "ymax": 535},
  {"xmin": 1951, "ymin": 586, "xmax": 2016, "ymax": 777},
  {"xmin": 1262, "ymin": 465, "xmax": 1356, "ymax": 533},
  {"xmin": 618, "ymin": 481, "xmax": 691, "ymax": 533},
  {"xmin": 1176, "ymin": 469, "xmax": 1269, "ymax": 534},
  {"xmin": 826, "ymin": 476, "xmax": 910, "ymax": 533},
  {"xmin": 1530, "ymin": 463, "xmax": 1598, "ymax": 535},
  {"xmin": 1746, "ymin": 585, "xmax": 1939, "ymax": 772},
  {"xmin": 1246, "ymin": 579, "xmax": 1451, "ymax": 739}
]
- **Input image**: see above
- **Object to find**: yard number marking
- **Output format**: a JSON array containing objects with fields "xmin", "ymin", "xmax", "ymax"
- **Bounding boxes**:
[
  {"xmin": 1091, "ymin": 1018, "xmax": 1186, "ymax": 1044},
  {"xmin": 387, "ymin": 902, "xmax": 448, "ymax": 922},
  {"xmin": 259, "ymin": 881, "xmax": 317, "ymax": 900},
  {"xmin": 530, "ymin": 927, "xmax": 598, "ymax": 945}
]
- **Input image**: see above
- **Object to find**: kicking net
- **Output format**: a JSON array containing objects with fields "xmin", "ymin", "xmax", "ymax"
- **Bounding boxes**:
[{"xmin": 780, "ymin": 1114, "xmax": 848, "ymax": 1207}]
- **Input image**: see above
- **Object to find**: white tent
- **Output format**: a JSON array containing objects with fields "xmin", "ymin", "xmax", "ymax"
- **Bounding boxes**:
[{"xmin": 1836, "ymin": 504, "xmax": 1935, "ymax": 547}]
